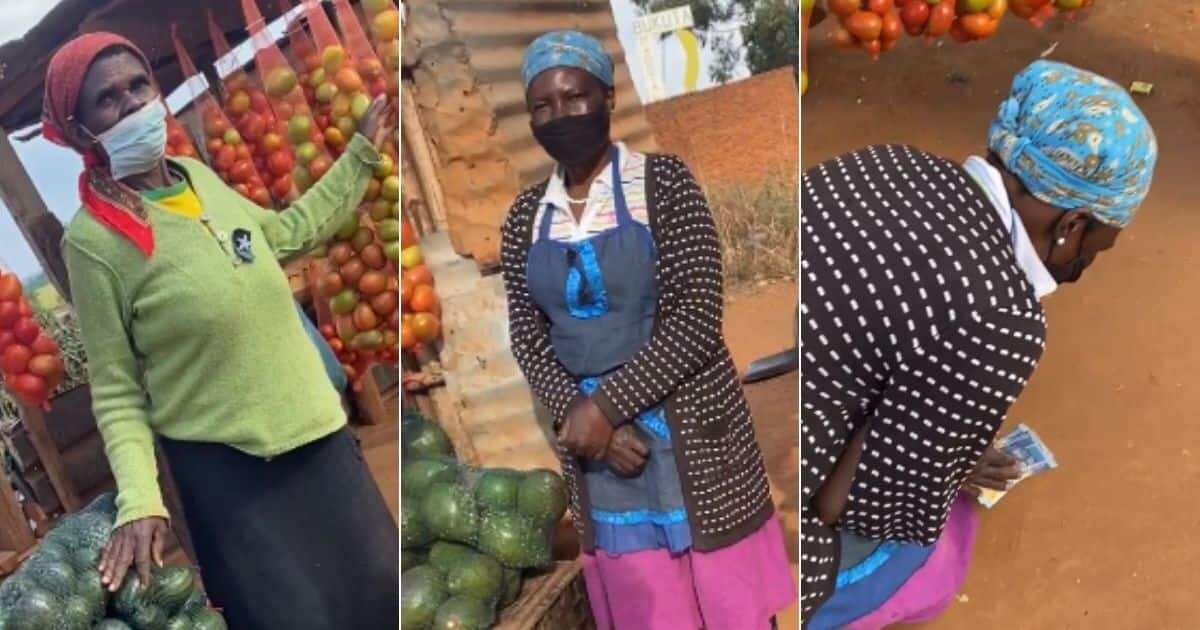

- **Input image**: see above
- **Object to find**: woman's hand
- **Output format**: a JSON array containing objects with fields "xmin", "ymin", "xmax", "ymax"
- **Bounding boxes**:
[
  {"xmin": 557, "ymin": 395, "xmax": 613, "ymax": 460},
  {"xmin": 357, "ymin": 95, "xmax": 396, "ymax": 150},
  {"xmin": 605, "ymin": 425, "xmax": 649, "ymax": 478},
  {"xmin": 962, "ymin": 446, "xmax": 1023, "ymax": 496},
  {"xmin": 99, "ymin": 516, "xmax": 169, "ymax": 592}
]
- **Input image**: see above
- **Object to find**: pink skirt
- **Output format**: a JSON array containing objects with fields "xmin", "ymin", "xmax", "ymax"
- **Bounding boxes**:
[
  {"xmin": 843, "ymin": 493, "xmax": 979, "ymax": 629},
  {"xmin": 580, "ymin": 515, "xmax": 796, "ymax": 630}
]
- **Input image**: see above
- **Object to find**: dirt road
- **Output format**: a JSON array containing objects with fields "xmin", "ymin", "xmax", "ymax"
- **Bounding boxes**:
[{"xmin": 804, "ymin": 2, "xmax": 1200, "ymax": 627}]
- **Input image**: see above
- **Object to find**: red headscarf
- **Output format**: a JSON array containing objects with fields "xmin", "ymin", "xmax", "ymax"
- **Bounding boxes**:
[{"xmin": 42, "ymin": 32, "xmax": 157, "ymax": 257}]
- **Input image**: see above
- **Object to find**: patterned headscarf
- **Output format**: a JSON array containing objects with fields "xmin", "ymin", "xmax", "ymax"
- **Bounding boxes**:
[
  {"xmin": 988, "ymin": 60, "xmax": 1157, "ymax": 228},
  {"xmin": 42, "ymin": 32, "xmax": 158, "ymax": 257},
  {"xmin": 521, "ymin": 31, "xmax": 614, "ymax": 91}
]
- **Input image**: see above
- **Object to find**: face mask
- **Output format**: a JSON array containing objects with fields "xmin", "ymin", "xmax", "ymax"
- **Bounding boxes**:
[
  {"xmin": 88, "ymin": 99, "xmax": 168, "ymax": 181},
  {"xmin": 531, "ymin": 109, "xmax": 611, "ymax": 168}
]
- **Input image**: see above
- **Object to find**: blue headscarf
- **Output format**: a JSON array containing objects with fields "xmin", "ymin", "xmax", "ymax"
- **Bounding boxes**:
[
  {"xmin": 522, "ymin": 31, "xmax": 614, "ymax": 91},
  {"xmin": 988, "ymin": 60, "xmax": 1157, "ymax": 228}
]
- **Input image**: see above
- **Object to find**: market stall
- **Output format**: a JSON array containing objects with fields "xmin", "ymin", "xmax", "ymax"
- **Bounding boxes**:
[{"xmin": 0, "ymin": 0, "xmax": 401, "ymax": 626}]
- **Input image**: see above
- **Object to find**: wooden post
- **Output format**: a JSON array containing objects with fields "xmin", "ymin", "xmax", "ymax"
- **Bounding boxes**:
[
  {"xmin": 0, "ymin": 131, "xmax": 71, "ymax": 300},
  {"xmin": 401, "ymin": 83, "xmax": 449, "ymax": 231},
  {"xmin": 0, "ymin": 469, "xmax": 35, "ymax": 554},
  {"xmin": 17, "ymin": 403, "xmax": 82, "ymax": 513}
]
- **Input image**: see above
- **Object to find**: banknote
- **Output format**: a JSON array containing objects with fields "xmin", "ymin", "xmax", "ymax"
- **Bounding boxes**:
[{"xmin": 976, "ymin": 424, "xmax": 1057, "ymax": 509}]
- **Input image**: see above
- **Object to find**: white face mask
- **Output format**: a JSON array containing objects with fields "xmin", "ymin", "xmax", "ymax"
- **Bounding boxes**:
[{"xmin": 88, "ymin": 99, "xmax": 168, "ymax": 181}]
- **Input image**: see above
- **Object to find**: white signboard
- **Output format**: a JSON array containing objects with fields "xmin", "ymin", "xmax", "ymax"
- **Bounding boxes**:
[
  {"xmin": 633, "ymin": 7, "xmax": 695, "ymax": 103},
  {"xmin": 165, "ymin": 73, "xmax": 211, "ymax": 114},
  {"xmin": 633, "ymin": 6, "xmax": 694, "ymax": 35},
  {"xmin": 212, "ymin": 3, "xmax": 307, "ymax": 80}
]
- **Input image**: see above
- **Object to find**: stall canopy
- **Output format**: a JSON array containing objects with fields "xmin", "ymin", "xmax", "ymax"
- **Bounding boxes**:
[{"xmin": 0, "ymin": 0, "xmax": 293, "ymax": 133}]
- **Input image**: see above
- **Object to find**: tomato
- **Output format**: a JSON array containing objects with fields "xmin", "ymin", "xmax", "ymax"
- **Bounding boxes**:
[
  {"xmin": 267, "ymin": 151, "xmax": 294, "ymax": 177},
  {"xmin": 400, "ymin": 280, "xmax": 413, "ymax": 309},
  {"xmin": 867, "ymin": 0, "xmax": 893, "ymax": 12},
  {"xmin": 881, "ymin": 10, "xmax": 903, "ymax": 40},
  {"xmin": 901, "ymin": 0, "xmax": 930, "ymax": 33},
  {"xmin": 270, "ymin": 174, "xmax": 294, "ymax": 200},
  {"xmin": 250, "ymin": 186, "xmax": 273, "ymax": 208},
  {"xmin": 0, "ymin": 331, "xmax": 15, "ymax": 354},
  {"xmin": 262, "ymin": 132, "xmax": 284, "ymax": 154},
  {"xmin": 230, "ymin": 160, "xmax": 256, "ymax": 184},
  {"xmin": 960, "ymin": 13, "xmax": 999, "ymax": 38},
  {"xmin": 403, "ymin": 265, "xmax": 435, "ymax": 288},
  {"xmin": 11, "ymin": 373, "xmax": 47, "ymax": 402},
  {"xmin": 400, "ymin": 322, "xmax": 416, "ymax": 349},
  {"xmin": 234, "ymin": 183, "xmax": 251, "ymax": 198},
  {"xmin": 229, "ymin": 90, "xmax": 251, "ymax": 115},
  {"xmin": 177, "ymin": 145, "xmax": 199, "ymax": 159},
  {"xmin": 250, "ymin": 90, "xmax": 271, "ymax": 114},
  {"xmin": 948, "ymin": 18, "xmax": 972, "ymax": 42},
  {"xmin": 411, "ymin": 313, "xmax": 440, "ymax": 343},
  {"xmin": 27, "ymin": 354, "xmax": 62, "ymax": 379},
  {"xmin": 275, "ymin": 101, "xmax": 295, "ymax": 122},
  {"xmin": 828, "ymin": 0, "xmax": 860, "ymax": 17},
  {"xmin": 17, "ymin": 298, "xmax": 31, "ymax": 318},
  {"xmin": 401, "ymin": 220, "xmax": 417, "ymax": 247},
  {"xmin": 353, "ymin": 303, "xmax": 380, "ymax": 331},
  {"xmin": 846, "ymin": 11, "xmax": 883, "ymax": 41},
  {"xmin": 204, "ymin": 115, "xmax": 229, "ymax": 138},
  {"xmin": 410, "ymin": 284, "xmax": 439, "ymax": 314},
  {"xmin": 168, "ymin": 126, "xmax": 187, "ymax": 146},
  {"xmin": 0, "ymin": 274, "xmax": 21, "ymax": 302},
  {"xmin": 2, "ymin": 344, "xmax": 32, "ymax": 374},
  {"xmin": 370, "ymin": 290, "xmax": 398, "ymax": 316},
  {"xmin": 329, "ymin": 337, "xmax": 344, "ymax": 352},
  {"xmin": 13, "ymin": 318, "xmax": 39, "ymax": 345},
  {"xmin": 927, "ymin": 0, "xmax": 955, "ymax": 35},
  {"xmin": 308, "ymin": 156, "xmax": 332, "ymax": 180},
  {"xmin": 0, "ymin": 301, "xmax": 18, "ymax": 329},
  {"xmin": 241, "ymin": 113, "xmax": 268, "ymax": 142},
  {"xmin": 235, "ymin": 144, "xmax": 252, "ymax": 161},
  {"xmin": 319, "ymin": 324, "xmax": 336, "ymax": 339},
  {"xmin": 215, "ymin": 145, "xmax": 237, "ymax": 172},
  {"xmin": 30, "ymin": 334, "xmax": 58, "ymax": 356}
]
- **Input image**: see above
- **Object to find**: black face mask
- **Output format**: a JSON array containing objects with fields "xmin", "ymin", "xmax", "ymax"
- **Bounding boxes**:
[
  {"xmin": 1044, "ymin": 238, "xmax": 1087, "ymax": 283},
  {"xmin": 531, "ymin": 109, "xmax": 611, "ymax": 168}
]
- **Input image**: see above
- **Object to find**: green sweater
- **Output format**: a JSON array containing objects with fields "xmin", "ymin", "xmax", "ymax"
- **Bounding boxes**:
[{"xmin": 63, "ymin": 133, "xmax": 381, "ymax": 527}]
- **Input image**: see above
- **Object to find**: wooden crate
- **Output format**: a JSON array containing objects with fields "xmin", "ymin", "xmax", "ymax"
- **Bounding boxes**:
[
  {"xmin": 353, "ymin": 363, "xmax": 399, "ymax": 426},
  {"xmin": 496, "ymin": 560, "xmax": 595, "ymax": 630}
]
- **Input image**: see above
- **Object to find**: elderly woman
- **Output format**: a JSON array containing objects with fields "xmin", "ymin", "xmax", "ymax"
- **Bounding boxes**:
[
  {"xmin": 800, "ymin": 60, "xmax": 1158, "ymax": 628},
  {"xmin": 499, "ymin": 31, "xmax": 795, "ymax": 629},
  {"xmin": 43, "ymin": 33, "xmax": 398, "ymax": 628}
]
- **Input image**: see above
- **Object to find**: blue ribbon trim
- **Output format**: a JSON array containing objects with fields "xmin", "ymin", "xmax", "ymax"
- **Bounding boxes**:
[
  {"xmin": 636, "ymin": 407, "xmax": 671, "ymax": 441},
  {"xmin": 835, "ymin": 541, "xmax": 902, "ymax": 589},
  {"xmin": 564, "ymin": 240, "xmax": 609, "ymax": 319},
  {"xmin": 591, "ymin": 507, "xmax": 688, "ymax": 526}
]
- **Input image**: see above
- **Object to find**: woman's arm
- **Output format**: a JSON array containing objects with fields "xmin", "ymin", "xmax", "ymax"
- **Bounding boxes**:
[
  {"xmin": 63, "ymin": 241, "xmax": 167, "ymax": 529},
  {"xmin": 591, "ymin": 156, "xmax": 725, "ymax": 424},
  {"xmin": 499, "ymin": 193, "xmax": 586, "ymax": 427},
  {"xmin": 240, "ymin": 133, "xmax": 381, "ymax": 261}
]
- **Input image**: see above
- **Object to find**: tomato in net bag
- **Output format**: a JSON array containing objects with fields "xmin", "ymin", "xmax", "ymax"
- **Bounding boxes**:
[
  {"xmin": 239, "ymin": 0, "xmax": 334, "ymax": 194},
  {"xmin": 0, "ymin": 268, "xmax": 64, "ymax": 410}
]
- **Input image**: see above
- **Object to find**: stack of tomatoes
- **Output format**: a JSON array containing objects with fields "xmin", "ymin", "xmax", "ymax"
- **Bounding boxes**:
[
  {"xmin": 399, "ymin": 220, "xmax": 441, "ymax": 357},
  {"xmin": 317, "ymin": 212, "xmax": 401, "ymax": 386},
  {"xmin": 829, "ymin": 0, "xmax": 904, "ymax": 59},
  {"xmin": 947, "ymin": 0, "xmax": 1006, "ymax": 42},
  {"xmin": 1011, "ymin": 0, "xmax": 1092, "ymax": 25},
  {"xmin": 221, "ymin": 74, "xmax": 297, "ymax": 205},
  {"xmin": 0, "ymin": 272, "xmax": 64, "ymax": 410},
  {"xmin": 896, "ymin": 0, "xmax": 956, "ymax": 41},
  {"xmin": 201, "ymin": 105, "xmax": 273, "ymax": 208},
  {"xmin": 165, "ymin": 116, "xmax": 199, "ymax": 159},
  {"xmin": 360, "ymin": 0, "xmax": 401, "ymax": 103}
]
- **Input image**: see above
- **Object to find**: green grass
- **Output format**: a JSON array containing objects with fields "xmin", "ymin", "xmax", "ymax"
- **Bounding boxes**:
[{"xmin": 708, "ymin": 174, "xmax": 798, "ymax": 289}]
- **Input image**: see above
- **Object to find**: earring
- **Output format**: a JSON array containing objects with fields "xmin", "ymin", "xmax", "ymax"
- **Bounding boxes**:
[{"xmin": 1056, "ymin": 237, "xmax": 1066, "ymax": 245}]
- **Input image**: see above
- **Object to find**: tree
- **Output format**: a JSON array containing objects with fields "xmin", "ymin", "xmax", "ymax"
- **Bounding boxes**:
[{"xmin": 631, "ymin": 0, "xmax": 799, "ymax": 83}]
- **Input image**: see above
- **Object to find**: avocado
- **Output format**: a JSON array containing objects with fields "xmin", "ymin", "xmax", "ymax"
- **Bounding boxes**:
[
  {"xmin": 444, "ymin": 553, "xmax": 504, "ymax": 606},
  {"xmin": 477, "ymin": 512, "xmax": 550, "ymax": 569},
  {"xmin": 431, "ymin": 596, "xmax": 494, "ymax": 630},
  {"xmin": 516, "ymin": 469, "xmax": 569, "ymax": 526},
  {"xmin": 402, "ymin": 458, "xmax": 459, "ymax": 500},
  {"xmin": 427, "ymin": 542, "xmax": 476, "ymax": 574},
  {"xmin": 401, "ymin": 500, "xmax": 434, "ymax": 549},
  {"xmin": 421, "ymin": 482, "xmax": 480, "ymax": 545},
  {"xmin": 473, "ymin": 470, "xmax": 521, "ymax": 514},
  {"xmin": 402, "ymin": 566, "xmax": 449, "ymax": 630}
]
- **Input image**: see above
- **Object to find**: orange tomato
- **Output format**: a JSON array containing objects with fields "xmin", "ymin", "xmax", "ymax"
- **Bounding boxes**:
[
  {"xmin": 411, "ymin": 313, "xmax": 440, "ymax": 343},
  {"xmin": 403, "ymin": 265, "xmax": 435, "ymax": 288},
  {"xmin": 0, "ymin": 273, "xmax": 23, "ymax": 302},
  {"xmin": 309, "ymin": 156, "xmax": 332, "ymax": 180},
  {"xmin": 230, "ymin": 160, "xmax": 256, "ymax": 184},
  {"xmin": 400, "ymin": 280, "xmax": 413, "ymax": 309},
  {"xmin": 400, "ymin": 322, "xmax": 416, "ymax": 349},
  {"xmin": 409, "ymin": 284, "xmax": 439, "ymax": 314},
  {"xmin": 401, "ymin": 219, "xmax": 417, "ymax": 247},
  {"xmin": 828, "ymin": 0, "xmax": 860, "ymax": 17},
  {"xmin": 960, "ymin": 13, "xmax": 999, "ymax": 38},
  {"xmin": 250, "ymin": 186, "xmax": 273, "ymax": 207},
  {"xmin": 845, "ymin": 11, "xmax": 883, "ymax": 41},
  {"xmin": 267, "ymin": 151, "xmax": 294, "ymax": 177}
]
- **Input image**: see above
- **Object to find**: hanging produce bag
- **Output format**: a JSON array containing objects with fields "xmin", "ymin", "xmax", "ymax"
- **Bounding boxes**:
[
  {"xmin": 0, "ymin": 269, "xmax": 65, "ymax": 410},
  {"xmin": 239, "ymin": 0, "xmax": 334, "ymax": 194}
]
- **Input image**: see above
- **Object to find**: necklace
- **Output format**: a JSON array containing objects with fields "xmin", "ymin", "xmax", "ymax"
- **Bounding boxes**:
[{"xmin": 566, "ymin": 193, "xmax": 589, "ymax": 205}]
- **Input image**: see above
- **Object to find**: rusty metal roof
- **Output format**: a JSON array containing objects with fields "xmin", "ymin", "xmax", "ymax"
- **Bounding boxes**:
[{"xmin": 0, "ymin": 0, "xmax": 292, "ymax": 132}]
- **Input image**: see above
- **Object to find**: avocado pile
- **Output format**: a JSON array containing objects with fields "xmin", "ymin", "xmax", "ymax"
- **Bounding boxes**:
[
  {"xmin": 0, "ymin": 492, "xmax": 227, "ymax": 630},
  {"xmin": 402, "ymin": 410, "xmax": 569, "ymax": 630}
]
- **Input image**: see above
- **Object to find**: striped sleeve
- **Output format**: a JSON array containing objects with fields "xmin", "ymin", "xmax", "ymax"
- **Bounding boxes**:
[
  {"xmin": 500, "ymin": 191, "xmax": 582, "ymax": 425},
  {"xmin": 592, "ymin": 156, "xmax": 726, "ymax": 424}
]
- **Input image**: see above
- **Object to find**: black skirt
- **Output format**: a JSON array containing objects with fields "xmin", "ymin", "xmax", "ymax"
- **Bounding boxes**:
[{"xmin": 160, "ymin": 427, "xmax": 399, "ymax": 630}]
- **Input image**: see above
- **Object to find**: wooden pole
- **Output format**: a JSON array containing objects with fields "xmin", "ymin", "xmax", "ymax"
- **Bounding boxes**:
[
  {"xmin": 0, "ymin": 131, "xmax": 71, "ymax": 300},
  {"xmin": 18, "ymin": 403, "xmax": 82, "ymax": 513},
  {"xmin": 0, "ymin": 467, "xmax": 35, "ymax": 553},
  {"xmin": 401, "ymin": 83, "xmax": 449, "ymax": 231}
]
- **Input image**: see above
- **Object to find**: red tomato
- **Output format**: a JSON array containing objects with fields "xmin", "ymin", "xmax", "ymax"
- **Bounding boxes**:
[
  {"xmin": 13, "ymin": 317, "xmax": 38, "ymax": 345},
  {"xmin": 315, "ymin": 114, "xmax": 330, "ymax": 130},
  {"xmin": 0, "ymin": 301, "xmax": 18, "ymax": 328},
  {"xmin": 267, "ymin": 151, "xmax": 294, "ymax": 177},
  {"xmin": 270, "ymin": 174, "xmax": 294, "ymax": 200},
  {"xmin": 250, "ymin": 91, "xmax": 271, "ymax": 114},
  {"xmin": 11, "ymin": 373, "xmax": 47, "ymax": 402},
  {"xmin": 0, "ymin": 274, "xmax": 21, "ymax": 301},
  {"xmin": 250, "ymin": 186, "xmax": 273, "ymax": 208},
  {"xmin": 206, "ymin": 137, "xmax": 224, "ymax": 155},
  {"xmin": 230, "ymin": 160, "xmax": 256, "ymax": 184},
  {"xmin": 262, "ymin": 133, "xmax": 284, "ymax": 153},
  {"xmin": 215, "ymin": 145, "xmax": 237, "ymax": 171},
  {"xmin": 204, "ymin": 115, "xmax": 229, "ymax": 138},
  {"xmin": 234, "ymin": 183, "xmax": 251, "ymax": 198},
  {"xmin": 27, "ymin": 354, "xmax": 63, "ymax": 379},
  {"xmin": 275, "ymin": 101, "xmax": 294, "ymax": 121},
  {"xmin": 241, "ymin": 113, "xmax": 268, "ymax": 142},
  {"xmin": 30, "ymin": 334, "xmax": 58, "ymax": 355},
  {"xmin": 235, "ymin": 144, "xmax": 252, "ymax": 161},
  {"xmin": 309, "ymin": 156, "xmax": 332, "ymax": 180},
  {"xmin": 17, "ymin": 298, "xmax": 30, "ymax": 318},
  {"xmin": 168, "ymin": 126, "xmax": 187, "ymax": 146},
  {"xmin": 0, "ymin": 331, "xmax": 14, "ymax": 354},
  {"xmin": 2, "ymin": 344, "xmax": 32, "ymax": 374}
]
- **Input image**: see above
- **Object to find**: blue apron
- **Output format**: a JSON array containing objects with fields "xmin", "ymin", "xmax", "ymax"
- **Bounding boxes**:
[{"xmin": 525, "ymin": 147, "xmax": 690, "ymax": 554}]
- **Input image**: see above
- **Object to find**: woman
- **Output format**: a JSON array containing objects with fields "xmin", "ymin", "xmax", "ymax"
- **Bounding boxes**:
[
  {"xmin": 43, "ymin": 33, "xmax": 398, "ymax": 628},
  {"xmin": 499, "ymin": 31, "xmax": 796, "ymax": 629},
  {"xmin": 800, "ymin": 60, "xmax": 1158, "ymax": 628}
]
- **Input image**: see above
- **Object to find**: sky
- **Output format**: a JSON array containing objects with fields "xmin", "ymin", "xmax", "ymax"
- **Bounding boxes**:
[{"xmin": 0, "ymin": 1, "xmax": 749, "ymax": 278}]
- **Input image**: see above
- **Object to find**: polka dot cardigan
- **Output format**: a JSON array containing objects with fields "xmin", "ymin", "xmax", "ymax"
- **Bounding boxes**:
[
  {"xmin": 800, "ymin": 145, "xmax": 1048, "ymax": 620},
  {"xmin": 500, "ymin": 154, "xmax": 775, "ymax": 553}
]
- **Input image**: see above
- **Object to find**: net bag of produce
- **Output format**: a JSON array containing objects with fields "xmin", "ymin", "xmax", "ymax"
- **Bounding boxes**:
[
  {"xmin": 239, "ymin": 0, "xmax": 334, "ymax": 194},
  {"xmin": 0, "ymin": 268, "xmax": 65, "ymax": 410}
]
